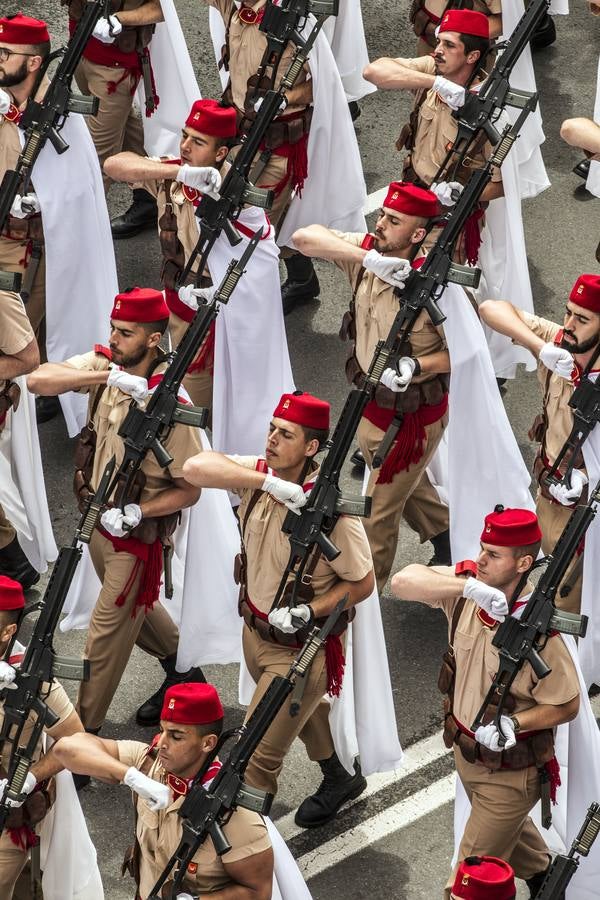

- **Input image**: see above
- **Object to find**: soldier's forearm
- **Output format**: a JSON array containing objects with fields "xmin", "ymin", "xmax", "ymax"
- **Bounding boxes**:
[
  {"xmin": 115, "ymin": 0, "xmax": 164, "ymax": 27},
  {"xmin": 104, "ymin": 151, "xmax": 174, "ymax": 185},
  {"xmin": 292, "ymin": 225, "xmax": 366, "ymax": 263},
  {"xmin": 139, "ymin": 483, "xmax": 201, "ymax": 519},
  {"xmin": 27, "ymin": 362, "xmax": 108, "ymax": 396},
  {"xmin": 488, "ymin": 13, "xmax": 503, "ymax": 38},
  {"xmin": 363, "ymin": 58, "xmax": 434, "ymax": 92},
  {"xmin": 52, "ymin": 733, "xmax": 126, "ymax": 783},
  {"xmin": 480, "ymin": 179, "xmax": 504, "ymax": 202},
  {"xmin": 309, "ymin": 570, "xmax": 375, "ymax": 618},
  {"xmin": 416, "ymin": 349, "xmax": 450, "ymax": 375},
  {"xmin": 0, "ymin": 337, "xmax": 39, "ymax": 380},
  {"xmin": 183, "ymin": 451, "xmax": 267, "ymax": 492},
  {"xmin": 391, "ymin": 563, "xmax": 463, "ymax": 606},
  {"xmin": 478, "ymin": 300, "xmax": 544, "ymax": 358},
  {"xmin": 284, "ymin": 78, "xmax": 313, "ymax": 108},
  {"xmin": 513, "ymin": 696, "xmax": 580, "ymax": 733}
]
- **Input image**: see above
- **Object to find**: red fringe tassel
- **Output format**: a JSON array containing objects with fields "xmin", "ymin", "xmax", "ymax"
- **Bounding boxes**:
[{"xmin": 325, "ymin": 634, "xmax": 346, "ymax": 697}]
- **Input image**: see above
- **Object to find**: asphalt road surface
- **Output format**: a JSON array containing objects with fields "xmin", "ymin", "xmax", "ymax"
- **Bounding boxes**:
[{"xmin": 15, "ymin": 0, "xmax": 600, "ymax": 897}]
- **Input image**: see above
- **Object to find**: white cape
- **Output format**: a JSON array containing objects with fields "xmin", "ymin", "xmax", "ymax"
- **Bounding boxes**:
[
  {"xmin": 0, "ymin": 377, "xmax": 57, "ymax": 571},
  {"xmin": 208, "ymin": 8, "xmax": 367, "ymax": 248},
  {"xmin": 453, "ymin": 634, "xmax": 600, "ymax": 899},
  {"xmin": 585, "ymin": 58, "xmax": 600, "ymax": 199},
  {"xmin": 321, "ymin": 0, "xmax": 376, "ymax": 103},
  {"xmin": 501, "ymin": 0, "xmax": 550, "ymax": 199},
  {"xmin": 578, "ymin": 383, "xmax": 600, "ymax": 689},
  {"xmin": 26, "ymin": 116, "xmax": 117, "ymax": 437},
  {"xmin": 549, "ymin": 0, "xmax": 568, "ymax": 13},
  {"xmin": 239, "ymin": 583, "xmax": 404, "ymax": 777},
  {"xmin": 201, "ymin": 205, "xmax": 295, "ymax": 455},
  {"xmin": 266, "ymin": 817, "xmax": 313, "ymax": 900},
  {"xmin": 136, "ymin": 0, "xmax": 202, "ymax": 158}
]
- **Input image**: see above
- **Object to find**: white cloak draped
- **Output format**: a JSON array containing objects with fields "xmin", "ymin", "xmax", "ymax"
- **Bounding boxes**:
[
  {"xmin": 208, "ymin": 8, "xmax": 367, "ymax": 248},
  {"xmin": 136, "ymin": 0, "xmax": 202, "ymax": 158},
  {"xmin": 578, "ymin": 383, "xmax": 600, "ymax": 689},
  {"xmin": 266, "ymin": 818, "xmax": 314, "ymax": 899},
  {"xmin": 453, "ymin": 633, "xmax": 600, "ymax": 899},
  {"xmin": 585, "ymin": 58, "xmax": 600, "ymax": 199},
  {"xmin": 321, "ymin": 0, "xmax": 376, "ymax": 103},
  {"xmin": 0, "ymin": 378, "xmax": 57, "ymax": 571},
  {"xmin": 26, "ymin": 115, "xmax": 117, "ymax": 437}
]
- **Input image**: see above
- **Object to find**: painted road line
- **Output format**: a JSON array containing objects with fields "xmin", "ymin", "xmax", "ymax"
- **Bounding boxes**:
[
  {"xmin": 275, "ymin": 730, "xmax": 450, "ymax": 842},
  {"xmin": 297, "ymin": 772, "xmax": 456, "ymax": 881}
]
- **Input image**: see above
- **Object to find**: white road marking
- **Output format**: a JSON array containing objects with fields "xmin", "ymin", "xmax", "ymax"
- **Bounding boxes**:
[
  {"xmin": 363, "ymin": 186, "xmax": 388, "ymax": 216},
  {"xmin": 275, "ymin": 730, "xmax": 450, "ymax": 842},
  {"xmin": 296, "ymin": 772, "xmax": 456, "ymax": 880}
]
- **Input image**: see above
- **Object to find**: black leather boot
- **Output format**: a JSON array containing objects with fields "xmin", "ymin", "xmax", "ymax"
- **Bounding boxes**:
[
  {"xmin": 350, "ymin": 447, "xmax": 365, "ymax": 471},
  {"xmin": 0, "ymin": 536, "xmax": 40, "ymax": 590},
  {"xmin": 348, "ymin": 101, "xmax": 361, "ymax": 122},
  {"xmin": 530, "ymin": 12, "xmax": 556, "ymax": 50},
  {"xmin": 35, "ymin": 395, "xmax": 61, "ymax": 425},
  {"xmin": 281, "ymin": 254, "xmax": 320, "ymax": 315},
  {"xmin": 573, "ymin": 158, "xmax": 591, "ymax": 180},
  {"xmin": 136, "ymin": 655, "xmax": 206, "ymax": 727},
  {"xmin": 110, "ymin": 188, "xmax": 158, "ymax": 239},
  {"xmin": 294, "ymin": 753, "xmax": 367, "ymax": 828},
  {"xmin": 427, "ymin": 529, "xmax": 451, "ymax": 567},
  {"xmin": 73, "ymin": 726, "xmax": 101, "ymax": 792}
]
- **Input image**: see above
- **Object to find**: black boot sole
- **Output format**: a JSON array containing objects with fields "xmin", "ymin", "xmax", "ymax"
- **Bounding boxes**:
[{"xmin": 294, "ymin": 775, "xmax": 367, "ymax": 828}]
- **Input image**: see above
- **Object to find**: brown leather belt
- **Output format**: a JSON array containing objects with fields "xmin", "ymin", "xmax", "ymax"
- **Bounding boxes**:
[
  {"xmin": 240, "ymin": 595, "xmax": 352, "ymax": 648},
  {"xmin": 1, "ymin": 214, "xmax": 44, "ymax": 242},
  {"xmin": 443, "ymin": 712, "xmax": 555, "ymax": 771}
]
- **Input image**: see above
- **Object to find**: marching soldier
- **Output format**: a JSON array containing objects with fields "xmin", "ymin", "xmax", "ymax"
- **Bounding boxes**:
[
  {"xmin": 0, "ymin": 576, "xmax": 84, "ymax": 900},
  {"xmin": 27, "ymin": 287, "xmax": 205, "ymax": 742},
  {"xmin": 53, "ymin": 682, "xmax": 274, "ymax": 900},
  {"xmin": 183, "ymin": 391, "xmax": 375, "ymax": 827},
  {"xmin": 409, "ymin": 0, "xmax": 502, "ymax": 56},
  {"xmin": 479, "ymin": 274, "xmax": 600, "ymax": 614},
  {"xmin": 64, "ymin": 0, "xmax": 165, "ymax": 235},
  {"xmin": 293, "ymin": 182, "xmax": 451, "ymax": 592},
  {"xmin": 451, "ymin": 856, "xmax": 516, "ymax": 899},
  {"xmin": 391, "ymin": 506, "xmax": 580, "ymax": 897}
]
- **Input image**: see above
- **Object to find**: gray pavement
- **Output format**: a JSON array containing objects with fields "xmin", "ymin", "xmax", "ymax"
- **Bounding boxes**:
[{"xmin": 15, "ymin": 0, "xmax": 600, "ymax": 897}]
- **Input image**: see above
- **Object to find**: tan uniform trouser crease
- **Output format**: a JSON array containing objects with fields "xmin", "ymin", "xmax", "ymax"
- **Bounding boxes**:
[
  {"xmin": 0, "ymin": 833, "xmax": 34, "ymax": 900},
  {"xmin": 358, "ymin": 413, "xmax": 448, "ymax": 592},
  {"xmin": 77, "ymin": 529, "xmax": 179, "ymax": 730},
  {"xmin": 0, "ymin": 237, "xmax": 46, "ymax": 352},
  {"xmin": 536, "ymin": 492, "xmax": 583, "ymax": 614},
  {"xmin": 242, "ymin": 625, "xmax": 335, "ymax": 796}
]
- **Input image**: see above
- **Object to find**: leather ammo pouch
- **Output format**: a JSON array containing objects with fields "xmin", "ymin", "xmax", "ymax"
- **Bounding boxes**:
[
  {"xmin": 443, "ymin": 713, "xmax": 555, "ymax": 772},
  {"xmin": 347, "ymin": 351, "xmax": 449, "ymax": 413},
  {"xmin": 408, "ymin": 0, "xmax": 438, "ymax": 44},
  {"xmin": 73, "ymin": 382, "xmax": 107, "ymax": 511},
  {"xmin": 0, "ymin": 380, "xmax": 21, "ymax": 427},
  {"xmin": 239, "ymin": 100, "xmax": 313, "ymax": 149},
  {"xmin": 65, "ymin": 0, "xmax": 154, "ymax": 50},
  {"xmin": 1, "ymin": 214, "xmax": 44, "ymax": 243},
  {"xmin": 4, "ymin": 776, "xmax": 56, "ymax": 830}
]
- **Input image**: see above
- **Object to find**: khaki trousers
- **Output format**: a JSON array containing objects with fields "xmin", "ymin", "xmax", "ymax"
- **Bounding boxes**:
[
  {"xmin": 74, "ymin": 58, "xmax": 145, "ymax": 192},
  {"xmin": 0, "ymin": 503, "xmax": 16, "ymax": 551},
  {"xmin": 77, "ymin": 529, "xmax": 179, "ymax": 730},
  {"xmin": 536, "ymin": 491, "xmax": 583, "ymax": 614},
  {"xmin": 242, "ymin": 625, "xmax": 335, "ymax": 796},
  {"xmin": 0, "ymin": 236, "xmax": 46, "ymax": 352},
  {"xmin": 231, "ymin": 146, "xmax": 292, "ymax": 232},
  {"xmin": 0, "ymin": 834, "xmax": 34, "ymax": 900},
  {"xmin": 444, "ymin": 750, "xmax": 550, "ymax": 897},
  {"xmin": 168, "ymin": 314, "xmax": 214, "ymax": 414},
  {"xmin": 358, "ymin": 413, "xmax": 449, "ymax": 592}
]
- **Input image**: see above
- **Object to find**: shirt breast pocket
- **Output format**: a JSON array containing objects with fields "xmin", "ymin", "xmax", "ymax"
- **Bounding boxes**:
[{"xmin": 136, "ymin": 800, "xmax": 160, "ymax": 837}]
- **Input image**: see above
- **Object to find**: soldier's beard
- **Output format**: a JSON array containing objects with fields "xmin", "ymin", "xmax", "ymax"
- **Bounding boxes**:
[
  {"xmin": 0, "ymin": 59, "xmax": 28, "ymax": 88},
  {"xmin": 110, "ymin": 345, "xmax": 149, "ymax": 368},
  {"xmin": 560, "ymin": 330, "xmax": 600, "ymax": 355}
]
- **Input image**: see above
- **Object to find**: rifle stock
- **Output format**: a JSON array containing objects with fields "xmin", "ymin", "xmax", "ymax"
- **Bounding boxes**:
[{"xmin": 534, "ymin": 803, "xmax": 600, "ymax": 898}]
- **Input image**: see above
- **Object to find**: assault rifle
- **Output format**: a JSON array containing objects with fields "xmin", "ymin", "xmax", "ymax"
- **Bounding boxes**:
[
  {"xmin": 535, "ymin": 803, "xmax": 600, "ymax": 898},
  {"xmin": 0, "ymin": 1, "xmax": 108, "ymax": 291},
  {"xmin": 543, "ymin": 373, "xmax": 600, "ymax": 490},
  {"xmin": 271, "ymin": 105, "xmax": 536, "ymax": 608},
  {"xmin": 471, "ymin": 480, "xmax": 595, "ymax": 744},
  {"xmin": 107, "ymin": 230, "xmax": 262, "ymax": 507},
  {"xmin": 179, "ymin": 0, "xmax": 338, "ymax": 286},
  {"xmin": 147, "ymin": 596, "xmax": 347, "ymax": 899},
  {"xmin": 0, "ymin": 458, "xmax": 115, "ymax": 835}
]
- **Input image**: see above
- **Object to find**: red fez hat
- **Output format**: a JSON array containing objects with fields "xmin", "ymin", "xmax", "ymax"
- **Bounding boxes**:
[
  {"xmin": 110, "ymin": 287, "xmax": 169, "ymax": 323},
  {"xmin": 161, "ymin": 682, "xmax": 224, "ymax": 725},
  {"xmin": 0, "ymin": 13, "xmax": 50, "ymax": 44},
  {"xmin": 0, "ymin": 576, "xmax": 25, "ymax": 612},
  {"xmin": 452, "ymin": 856, "xmax": 516, "ymax": 899},
  {"xmin": 185, "ymin": 99, "xmax": 237, "ymax": 138},
  {"xmin": 273, "ymin": 391, "xmax": 330, "ymax": 430},
  {"xmin": 569, "ymin": 274, "xmax": 600, "ymax": 314},
  {"xmin": 383, "ymin": 181, "xmax": 440, "ymax": 219},
  {"xmin": 439, "ymin": 9, "xmax": 490, "ymax": 38},
  {"xmin": 481, "ymin": 506, "xmax": 542, "ymax": 548}
]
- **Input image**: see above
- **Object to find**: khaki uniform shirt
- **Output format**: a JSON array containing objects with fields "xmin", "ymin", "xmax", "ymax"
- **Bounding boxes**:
[
  {"xmin": 0, "ymin": 293, "xmax": 34, "ymax": 394},
  {"xmin": 66, "ymin": 351, "xmax": 202, "ymax": 498},
  {"xmin": 431, "ymin": 592, "xmax": 579, "ymax": 727},
  {"xmin": 232, "ymin": 456, "xmax": 373, "ymax": 615},
  {"xmin": 117, "ymin": 740, "xmax": 272, "ymax": 898},
  {"xmin": 203, "ymin": 0, "xmax": 310, "ymax": 116},
  {"xmin": 401, "ymin": 57, "xmax": 502, "ymax": 187},
  {"xmin": 521, "ymin": 311, "xmax": 575, "ymax": 467},
  {"xmin": 0, "ymin": 79, "xmax": 48, "ymax": 187},
  {"xmin": 1, "ymin": 677, "xmax": 74, "ymax": 772},
  {"xmin": 332, "ymin": 232, "xmax": 447, "ymax": 375}
]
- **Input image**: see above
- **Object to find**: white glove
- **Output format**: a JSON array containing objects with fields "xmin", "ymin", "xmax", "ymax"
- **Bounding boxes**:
[
  {"xmin": 107, "ymin": 368, "xmax": 149, "ymax": 404},
  {"xmin": 176, "ymin": 895, "xmax": 195, "ymax": 900},
  {"xmin": 0, "ymin": 661, "xmax": 17, "ymax": 690},
  {"xmin": 254, "ymin": 95, "xmax": 288, "ymax": 115},
  {"xmin": 380, "ymin": 358, "xmax": 416, "ymax": 393},
  {"xmin": 262, "ymin": 473, "xmax": 307, "ymax": 515},
  {"xmin": 123, "ymin": 766, "xmax": 171, "ymax": 811},
  {"xmin": 474, "ymin": 716, "xmax": 517, "ymax": 751},
  {"xmin": 363, "ymin": 249, "xmax": 411, "ymax": 288},
  {"xmin": 100, "ymin": 504, "xmax": 142, "ymax": 538},
  {"xmin": 92, "ymin": 15, "xmax": 123, "ymax": 43},
  {"xmin": 0, "ymin": 771, "xmax": 37, "ymax": 808},
  {"xmin": 177, "ymin": 284, "xmax": 216, "ymax": 312},
  {"xmin": 463, "ymin": 576, "xmax": 509, "ymax": 622},
  {"xmin": 10, "ymin": 193, "xmax": 41, "ymax": 219},
  {"xmin": 0, "ymin": 89, "xmax": 11, "ymax": 116},
  {"xmin": 539, "ymin": 342, "xmax": 575, "ymax": 380},
  {"xmin": 176, "ymin": 164, "xmax": 222, "ymax": 198},
  {"xmin": 549, "ymin": 469, "xmax": 588, "ymax": 506},
  {"xmin": 268, "ymin": 604, "xmax": 313, "ymax": 634},
  {"xmin": 431, "ymin": 180, "xmax": 463, "ymax": 207},
  {"xmin": 433, "ymin": 75, "xmax": 466, "ymax": 110}
]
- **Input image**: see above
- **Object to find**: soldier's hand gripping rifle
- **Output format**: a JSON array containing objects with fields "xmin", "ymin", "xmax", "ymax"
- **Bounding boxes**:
[
  {"xmin": 178, "ymin": 0, "xmax": 339, "ymax": 287},
  {"xmin": 0, "ymin": 457, "xmax": 115, "ymax": 836},
  {"xmin": 471, "ymin": 481, "xmax": 596, "ymax": 751},
  {"xmin": 0, "ymin": 0, "xmax": 108, "ymax": 277},
  {"xmin": 542, "ymin": 371, "xmax": 600, "ymax": 493},
  {"xmin": 534, "ymin": 802, "xmax": 600, "ymax": 898},
  {"xmin": 146, "ymin": 597, "xmax": 347, "ymax": 900}
]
